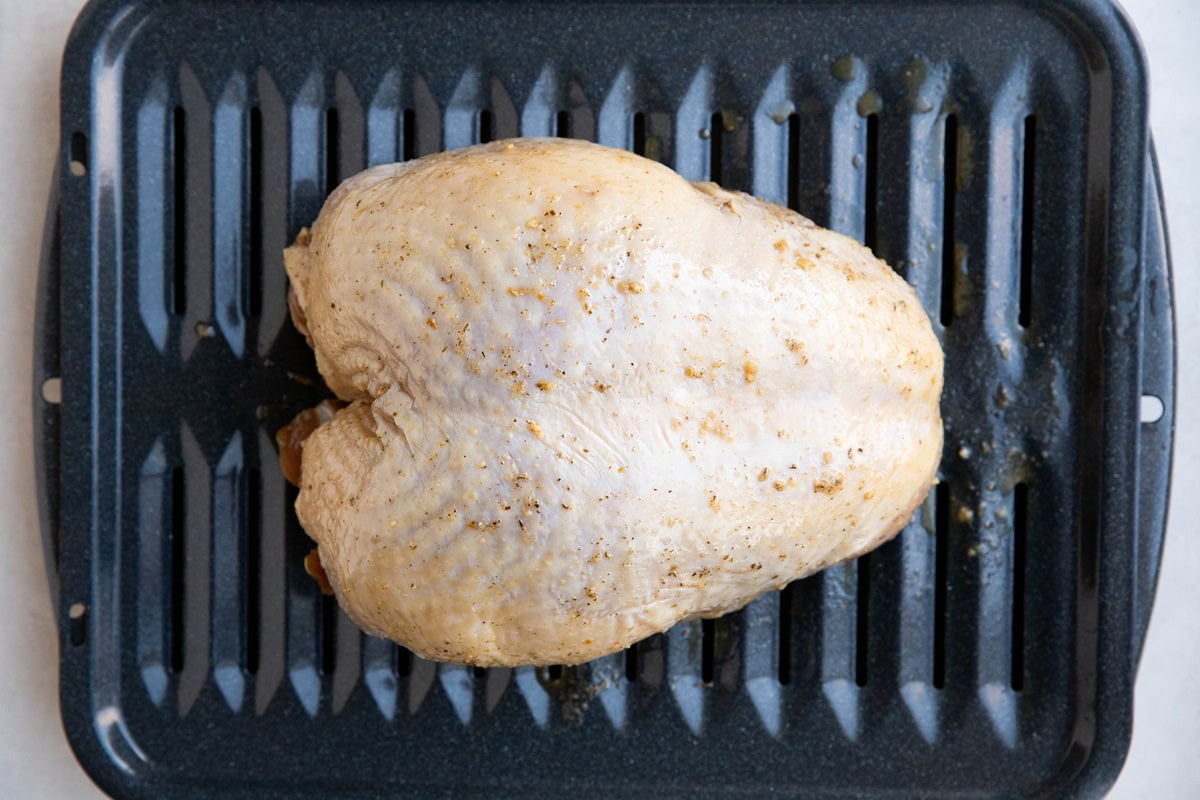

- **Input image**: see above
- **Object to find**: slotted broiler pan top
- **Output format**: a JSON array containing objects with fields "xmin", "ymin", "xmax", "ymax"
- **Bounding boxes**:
[{"xmin": 36, "ymin": 0, "xmax": 1175, "ymax": 797}]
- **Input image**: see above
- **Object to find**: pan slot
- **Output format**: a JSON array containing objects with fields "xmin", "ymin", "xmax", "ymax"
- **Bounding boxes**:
[
  {"xmin": 708, "ymin": 111, "xmax": 723, "ymax": 184},
  {"xmin": 701, "ymin": 618, "xmax": 716, "ymax": 684},
  {"xmin": 286, "ymin": 73, "xmax": 325, "ymax": 231},
  {"xmin": 324, "ymin": 108, "xmax": 340, "ymax": 195},
  {"xmin": 1019, "ymin": 115, "xmax": 1036, "ymax": 328},
  {"xmin": 212, "ymin": 74, "xmax": 252, "ymax": 356},
  {"xmin": 521, "ymin": 69, "xmax": 557, "ymax": 137},
  {"xmin": 170, "ymin": 466, "xmax": 185, "ymax": 674},
  {"xmin": 940, "ymin": 114, "xmax": 958, "ymax": 326},
  {"xmin": 1011, "ymin": 482, "xmax": 1028, "ymax": 691},
  {"xmin": 786, "ymin": 114, "xmax": 801, "ymax": 211},
  {"xmin": 478, "ymin": 109, "xmax": 493, "ymax": 143},
  {"xmin": 363, "ymin": 636, "xmax": 399, "ymax": 718},
  {"xmin": 412, "ymin": 76, "xmax": 441, "ymax": 157},
  {"xmin": 473, "ymin": 665, "xmax": 487, "ymax": 679},
  {"xmin": 246, "ymin": 468, "xmax": 261, "ymax": 675},
  {"xmin": 248, "ymin": 108, "xmax": 262, "ymax": 317},
  {"xmin": 863, "ymin": 114, "xmax": 879, "ymax": 254},
  {"xmin": 855, "ymin": 554, "xmax": 871, "ymax": 686},
  {"xmin": 933, "ymin": 482, "xmax": 949, "ymax": 688},
  {"xmin": 590, "ymin": 653, "xmax": 628, "ymax": 728},
  {"xmin": 741, "ymin": 593, "xmax": 782, "ymax": 734},
  {"xmin": 778, "ymin": 583, "xmax": 794, "ymax": 685},
  {"xmin": 546, "ymin": 664, "xmax": 563, "ymax": 681},
  {"xmin": 69, "ymin": 130, "xmax": 88, "ymax": 175},
  {"xmin": 135, "ymin": 81, "xmax": 172, "ymax": 352},
  {"xmin": 396, "ymin": 645, "xmax": 413, "ymax": 678},
  {"xmin": 333, "ymin": 72, "xmax": 365, "ymax": 178},
  {"xmin": 366, "ymin": 71, "xmax": 400, "ymax": 166},
  {"xmin": 486, "ymin": 79, "xmax": 518, "ymax": 141},
  {"xmin": 896, "ymin": 502, "xmax": 941, "ymax": 743},
  {"xmin": 632, "ymin": 111, "xmax": 646, "ymax": 156},
  {"xmin": 568, "ymin": 94, "xmax": 595, "ymax": 142},
  {"xmin": 487, "ymin": 666, "xmax": 515, "ymax": 720},
  {"xmin": 251, "ymin": 71, "xmax": 290, "ymax": 358},
  {"xmin": 402, "ymin": 108, "xmax": 417, "ymax": 161},
  {"xmin": 176, "ymin": 427, "xmax": 211, "ymax": 715},
  {"xmin": 211, "ymin": 434, "xmax": 251, "ymax": 710},
  {"xmin": 332, "ymin": 616, "xmax": 362, "ymax": 713},
  {"xmin": 252, "ymin": 431, "xmax": 287, "ymax": 713},
  {"xmin": 172, "ymin": 106, "xmax": 187, "ymax": 315},
  {"xmin": 320, "ymin": 594, "xmax": 337, "ymax": 676},
  {"xmin": 624, "ymin": 643, "xmax": 638, "ymax": 682},
  {"xmin": 818, "ymin": 565, "xmax": 859, "ymax": 738},
  {"xmin": 136, "ymin": 441, "xmax": 172, "ymax": 704},
  {"xmin": 285, "ymin": 481, "xmax": 321, "ymax": 715},
  {"xmin": 667, "ymin": 622, "xmax": 704, "ymax": 733},
  {"xmin": 638, "ymin": 633, "xmax": 664, "ymax": 688}
]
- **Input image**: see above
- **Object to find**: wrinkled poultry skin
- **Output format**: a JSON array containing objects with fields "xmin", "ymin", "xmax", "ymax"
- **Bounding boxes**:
[{"xmin": 282, "ymin": 138, "xmax": 943, "ymax": 667}]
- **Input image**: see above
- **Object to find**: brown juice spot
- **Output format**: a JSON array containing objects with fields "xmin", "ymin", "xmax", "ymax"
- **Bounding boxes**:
[{"xmin": 305, "ymin": 549, "xmax": 335, "ymax": 596}]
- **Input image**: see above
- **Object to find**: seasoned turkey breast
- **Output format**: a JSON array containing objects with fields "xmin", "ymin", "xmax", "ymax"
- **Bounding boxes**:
[{"xmin": 282, "ymin": 137, "xmax": 943, "ymax": 666}]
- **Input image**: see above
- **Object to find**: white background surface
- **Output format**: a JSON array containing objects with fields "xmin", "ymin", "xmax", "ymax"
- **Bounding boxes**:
[{"xmin": 0, "ymin": 1, "xmax": 1195, "ymax": 797}]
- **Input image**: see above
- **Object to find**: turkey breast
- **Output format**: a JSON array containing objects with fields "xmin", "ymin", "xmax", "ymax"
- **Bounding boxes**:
[{"xmin": 282, "ymin": 137, "xmax": 943, "ymax": 666}]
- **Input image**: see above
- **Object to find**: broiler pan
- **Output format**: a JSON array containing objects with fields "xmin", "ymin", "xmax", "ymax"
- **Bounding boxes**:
[{"xmin": 35, "ymin": 0, "xmax": 1175, "ymax": 796}]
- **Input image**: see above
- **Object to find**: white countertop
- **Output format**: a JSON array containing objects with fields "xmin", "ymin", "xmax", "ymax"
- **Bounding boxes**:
[{"xmin": 1, "ymin": 0, "xmax": 1195, "ymax": 796}]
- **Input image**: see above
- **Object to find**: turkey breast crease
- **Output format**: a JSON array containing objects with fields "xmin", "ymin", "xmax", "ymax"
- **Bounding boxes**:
[{"xmin": 283, "ymin": 137, "xmax": 943, "ymax": 667}]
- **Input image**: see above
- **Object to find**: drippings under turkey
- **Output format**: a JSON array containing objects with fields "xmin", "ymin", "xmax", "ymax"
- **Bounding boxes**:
[{"xmin": 281, "ymin": 138, "xmax": 943, "ymax": 667}]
